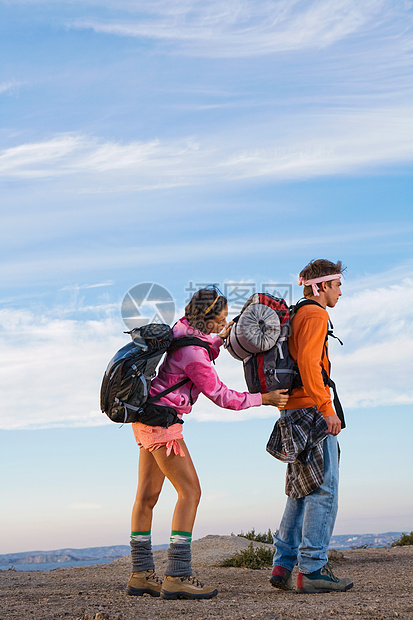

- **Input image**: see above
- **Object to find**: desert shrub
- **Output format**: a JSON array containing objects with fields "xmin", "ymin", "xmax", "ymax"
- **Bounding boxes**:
[
  {"xmin": 392, "ymin": 532, "xmax": 413, "ymax": 546},
  {"xmin": 237, "ymin": 528, "xmax": 276, "ymax": 544},
  {"xmin": 221, "ymin": 542, "xmax": 273, "ymax": 569}
]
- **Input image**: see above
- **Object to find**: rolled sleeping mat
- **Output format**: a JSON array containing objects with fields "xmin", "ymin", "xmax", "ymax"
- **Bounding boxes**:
[{"xmin": 226, "ymin": 302, "xmax": 281, "ymax": 360}]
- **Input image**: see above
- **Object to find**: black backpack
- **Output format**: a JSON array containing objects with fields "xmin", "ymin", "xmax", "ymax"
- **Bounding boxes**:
[
  {"xmin": 241, "ymin": 295, "xmax": 300, "ymax": 394},
  {"xmin": 100, "ymin": 323, "xmax": 211, "ymax": 424}
]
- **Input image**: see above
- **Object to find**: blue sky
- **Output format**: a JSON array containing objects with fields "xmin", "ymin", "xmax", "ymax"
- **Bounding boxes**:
[{"xmin": 1, "ymin": 0, "xmax": 412, "ymax": 555}]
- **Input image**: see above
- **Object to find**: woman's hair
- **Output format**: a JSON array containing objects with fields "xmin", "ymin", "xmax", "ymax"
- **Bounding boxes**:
[
  {"xmin": 300, "ymin": 259, "xmax": 345, "ymax": 297},
  {"xmin": 185, "ymin": 287, "xmax": 228, "ymax": 333}
]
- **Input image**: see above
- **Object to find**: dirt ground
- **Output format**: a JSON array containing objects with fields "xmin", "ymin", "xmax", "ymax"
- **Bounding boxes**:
[{"xmin": 1, "ymin": 535, "xmax": 412, "ymax": 620}]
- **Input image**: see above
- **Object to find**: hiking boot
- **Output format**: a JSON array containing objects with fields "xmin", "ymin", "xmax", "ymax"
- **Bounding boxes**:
[
  {"xmin": 270, "ymin": 565, "xmax": 293, "ymax": 591},
  {"xmin": 297, "ymin": 562, "xmax": 353, "ymax": 593},
  {"xmin": 160, "ymin": 575, "xmax": 218, "ymax": 600},
  {"xmin": 127, "ymin": 569, "xmax": 162, "ymax": 597}
]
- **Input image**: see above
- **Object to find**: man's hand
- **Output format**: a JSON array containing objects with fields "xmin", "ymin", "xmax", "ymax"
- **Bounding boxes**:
[
  {"xmin": 325, "ymin": 413, "xmax": 341, "ymax": 436},
  {"xmin": 262, "ymin": 389, "xmax": 289, "ymax": 408}
]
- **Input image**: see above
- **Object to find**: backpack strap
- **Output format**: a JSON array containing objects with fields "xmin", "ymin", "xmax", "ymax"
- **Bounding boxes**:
[
  {"xmin": 146, "ymin": 377, "xmax": 191, "ymax": 405},
  {"xmin": 291, "ymin": 298, "xmax": 346, "ymax": 429},
  {"xmin": 321, "ymin": 331, "xmax": 346, "ymax": 429},
  {"xmin": 291, "ymin": 297, "xmax": 324, "ymax": 313},
  {"xmin": 168, "ymin": 336, "xmax": 214, "ymax": 361},
  {"xmin": 321, "ymin": 369, "xmax": 346, "ymax": 429},
  {"xmin": 146, "ymin": 336, "xmax": 213, "ymax": 405},
  {"xmin": 327, "ymin": 319, "xmax": 343, "ymax": 346},
  {"xmin": 292, "ymin": 299, "xmax": 343, "ymax": 344}
]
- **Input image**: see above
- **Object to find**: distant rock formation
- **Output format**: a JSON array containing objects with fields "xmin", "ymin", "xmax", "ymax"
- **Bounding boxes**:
[
  {"xmin": 0, "ymin": 533, "xmax": 402, "ymax": 568},
  {"xmin": 329, "ymin": 531, "xmax": 402, "ymax": 549},
  {"xmin": 0, "ymin": 545, "xmax": 131, "ymax": 566}
]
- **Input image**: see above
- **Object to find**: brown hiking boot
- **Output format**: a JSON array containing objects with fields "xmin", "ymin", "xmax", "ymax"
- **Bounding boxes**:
[
  {"xmin": 160, "ymin": 575, "xmax": 218, "ymax": 600},
  {"xmin": 127, "ymin": 569, "xmax": 163, "ymax": 597}
]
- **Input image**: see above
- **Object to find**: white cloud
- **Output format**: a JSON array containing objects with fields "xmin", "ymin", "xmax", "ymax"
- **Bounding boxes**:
[
  {"xmin": 330, "ymin": 278, "xmax": 413, "ymax": 408},
  {"xmin": 60, "ymin": 281, "xmax": 115, "ymax": 291},
  {"xmin": 1, "ymin": 268, "xmax": 413, "ymax": 430},
  {"xmin": 0, "ymin": 135, "xmax": 95, "ymax": 179},
  {"xmin": 0, "ymin": 80, "xmax": 31, "ymax": 97},
  {"xmin": 0, "ymin": 308, "xmax": 124, "ymax": 430},
  {"xmin": 1, "ymin": 104, "xmax": 412, "ymax": 188},
  {"xmin": 0, "ymin": 82, "xmax": 20, "ymax": 95},
  {"xmin": 0, "ymin": 134, "xmax": 204, "ymax": 184},
  {"xmin": 2, "ymin": 225, "xmax": 410, "ymax": 289},
  {"xmin": 73, "ymin": 0, "xmax": 388, "ymax": 58}
]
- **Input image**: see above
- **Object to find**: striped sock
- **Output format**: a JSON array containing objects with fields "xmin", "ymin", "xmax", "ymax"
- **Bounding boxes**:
[
  {"xmin": 170, "ymin": 530, "xmax": 192, "ymax": 545},
  {"xmin": 131, "ymin": 530, "xmax": 151, "ymax": 542},
  {"xmin": 130, "ymin": 531, "xmax": 154, "ymax": 572}
]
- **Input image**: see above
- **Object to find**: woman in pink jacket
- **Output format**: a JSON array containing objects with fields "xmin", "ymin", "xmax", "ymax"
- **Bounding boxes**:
[{"xmin": 127, "ymin": 288, "xmax": 288, "ymax": 600}]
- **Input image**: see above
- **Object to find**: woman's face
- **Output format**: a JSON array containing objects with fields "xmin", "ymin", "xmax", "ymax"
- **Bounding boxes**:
[{"xmin": 205, "ymin": 305, "xmax": 228, "ymax": 334}]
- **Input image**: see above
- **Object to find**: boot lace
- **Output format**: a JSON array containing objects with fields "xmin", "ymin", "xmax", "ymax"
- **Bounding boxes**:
[
  {"xmin": 146, "ymin": 569, "xmax": 162, "ymax": 584},
  {"xmin": 320, "ymin": 562, "xmax": 339, "ymax": 582},
  {"xmin": 181, "ymin": 575, "xmax": 204, "ymax": 587}
]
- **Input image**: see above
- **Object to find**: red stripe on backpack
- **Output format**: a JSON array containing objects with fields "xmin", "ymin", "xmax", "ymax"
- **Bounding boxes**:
[
  {"xmin": 257, "ymin": 294, "xmax": 289, "ymax": 326},
  {"xmin": 257, "ymin": 353, "xmax": 268, "ymax": 393}
]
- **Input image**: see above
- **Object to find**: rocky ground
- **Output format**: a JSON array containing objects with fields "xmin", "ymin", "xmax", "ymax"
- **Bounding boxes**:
[{"xmin": 1, "ymin": 535, "xmax": 412, "ymax": 620}]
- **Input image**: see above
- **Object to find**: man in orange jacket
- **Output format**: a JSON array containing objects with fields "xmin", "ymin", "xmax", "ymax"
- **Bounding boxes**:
[{"xmin": 270, "ymin": 259, "xmax": 353, "ymax": 593}]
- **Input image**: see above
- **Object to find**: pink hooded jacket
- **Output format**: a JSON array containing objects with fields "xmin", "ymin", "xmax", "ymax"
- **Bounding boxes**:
[{"xmin": 149, "ymin": 317, "xmax": 262, "ymax": 417}]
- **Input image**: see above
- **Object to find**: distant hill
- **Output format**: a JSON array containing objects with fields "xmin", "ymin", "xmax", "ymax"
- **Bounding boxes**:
[
  {"xmin": 2, "ymin": 536, "xmax": 413, "ymax": 619},
  {"xmin": 0, "ymin": 532, "xmax": 404, "ymax": 570},
  {"xmin": 329, "ymin": 532, "xmax": 403, "ymax": 549},
  {"xmin": 0, "ymin": 544, "xmax": 166, "ymax": 568}
]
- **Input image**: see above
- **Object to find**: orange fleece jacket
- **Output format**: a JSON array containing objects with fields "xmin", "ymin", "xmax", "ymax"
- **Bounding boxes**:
[{"xmin": 282, "ymin": 303, "xmax": 335, "ymax": 418}]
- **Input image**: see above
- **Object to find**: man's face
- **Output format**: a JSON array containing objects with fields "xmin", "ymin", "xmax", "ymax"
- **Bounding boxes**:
[{"xmin": 325, "ymin": 278, "xmax": 342, "ymax": 308}]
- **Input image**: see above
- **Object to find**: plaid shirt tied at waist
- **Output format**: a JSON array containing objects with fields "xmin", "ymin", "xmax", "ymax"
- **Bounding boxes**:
[{"xmin": 266, "ymin": 406, "xmax": 329, "ymax": 499}]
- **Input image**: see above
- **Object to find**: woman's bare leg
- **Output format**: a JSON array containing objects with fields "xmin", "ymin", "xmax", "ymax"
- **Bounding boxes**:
[
  {"xmin": 128, "ymin": 448, "xmax": 166, "ymax": 588},
  {"xmin": 132, "ymin": 439, "xmax": 216, "ymax": 597},
  {"xmin": 150, "ymin": 439, "xmax": 201, "ymax": 532},
  {"xmin": 131, "ymin": 447, "xmax": 166, "ymax": 532}
]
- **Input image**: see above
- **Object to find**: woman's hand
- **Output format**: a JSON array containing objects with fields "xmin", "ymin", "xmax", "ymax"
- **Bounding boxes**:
[
  {"xmin": 261, "ymin": 389, "xmax": 289, "ymax": 408},
  {"xmin": 219, "ymin": 321, "xmax": 234, "ymax": 340}
]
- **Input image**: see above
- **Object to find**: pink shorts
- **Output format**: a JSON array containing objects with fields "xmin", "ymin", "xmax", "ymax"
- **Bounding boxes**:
[{"xmin": 132, "ymin": 422, "xmax": 185, "ymax": 457}]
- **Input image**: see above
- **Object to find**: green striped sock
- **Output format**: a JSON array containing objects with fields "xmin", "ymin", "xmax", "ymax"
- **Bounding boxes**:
[
  {"xmin": 170, "ymin": 530, "xmax": 192, "ymax": 545},
  {"xmin": 131, "ymin": 530, "xmax": 151, "ymax": 542}
]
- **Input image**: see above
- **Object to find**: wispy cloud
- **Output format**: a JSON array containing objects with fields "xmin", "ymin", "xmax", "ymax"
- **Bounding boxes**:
[
  {"xmin": 0, "ymin": 134, "xmax": 203, "ymax": 184},
  {"xmin": 187, "ymin": 274, "xmax": 413, "ymax": 421},
  {"xmin": 73, "ymin": 0, "xmax": 389, "ymax": 58},
  {"xmin": 331, "ymin": 277, "xmax": 413, "ymax": 408},
  {"xmin": 60, "ymin": 281, "xmax": 115, "ymax": 290},
  {"xmin": 0, "ymin": 78, "xmax": 32, "ymax": 98},
  {"xmin": 0, "ymin": 308, "xmax": 123, "ymax": 430},
  {"xmin": 1, "ymin": 103, "xmax": 412, "ymax": 188},
  {"xmin": 1, "ymin": 267, "xmax": 412, "ymax": 430},
  {"xmin": 2, "ymin": 225, "xmax": 411, "ymax": 289},
  {"xmin": 0, "ymin": 82, "xmax": 21, "ymax": 95}
]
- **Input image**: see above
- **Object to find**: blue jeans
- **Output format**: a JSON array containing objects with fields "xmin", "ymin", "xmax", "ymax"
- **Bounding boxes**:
[{"xmin": 273, "ymin": 411, "xmax": 339, "ymax": 574}]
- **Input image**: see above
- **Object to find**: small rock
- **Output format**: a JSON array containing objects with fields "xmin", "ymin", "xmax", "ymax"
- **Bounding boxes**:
[{"xmin": 327, "ymin": 549, "xmax": 345, "ymax": 561}]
